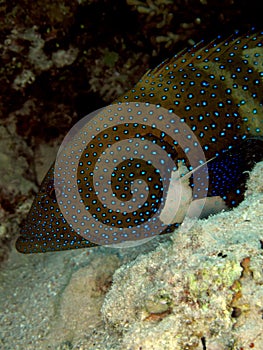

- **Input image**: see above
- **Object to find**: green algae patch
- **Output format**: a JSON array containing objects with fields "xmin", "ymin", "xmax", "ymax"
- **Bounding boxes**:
[{"xmin": 188, "ymin": 259, "xmax": 242, "ymax": 305}]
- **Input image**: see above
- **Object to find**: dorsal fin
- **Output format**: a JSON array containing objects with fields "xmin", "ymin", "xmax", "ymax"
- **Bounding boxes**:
[{"xmin": 141, "ymin": 30, "xmax": 259, "ymax": 80}]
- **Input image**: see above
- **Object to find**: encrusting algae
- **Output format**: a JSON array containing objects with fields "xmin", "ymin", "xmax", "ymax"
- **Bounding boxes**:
[{"xmin": 100, "ymin": 162, "xmax": 263, "ymax": 350}]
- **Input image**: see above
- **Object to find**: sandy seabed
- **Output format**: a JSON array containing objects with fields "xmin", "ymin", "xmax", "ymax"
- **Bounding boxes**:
[{"xmin": 0, "ymin": 162, "xmax": 262, "ymax": 350}]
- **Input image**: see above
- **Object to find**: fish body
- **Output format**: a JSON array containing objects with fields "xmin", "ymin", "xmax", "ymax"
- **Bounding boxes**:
[{"xmin": 16, "ymin": 30, "xmax": 263, "ymax": 253}]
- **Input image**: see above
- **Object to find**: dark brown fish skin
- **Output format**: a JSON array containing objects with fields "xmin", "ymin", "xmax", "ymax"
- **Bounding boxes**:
[
  {"xmin": 118, "ymin": 32, "xmax": 263, "ymax": 160},
  {"xmin": 16, "ymin": 30, "xmax": 263, "ymax": 253}
]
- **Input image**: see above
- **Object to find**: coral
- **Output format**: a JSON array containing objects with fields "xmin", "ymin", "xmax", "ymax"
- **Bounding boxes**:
[
  {"xmin": 4, "ymin": 26, "xmax": 79, "ymax": 91},
  {"xmin": 87, "ymin": 47, "xmax": 149, "ymax": 102},
  {"xmin": 0, "ymin": 121, "xmax": 37, "ymax": 262},
  {"xmin": 125, "ymin": 0, "xmax": 259, "ymax": 57},
  {"xmin": 101, "ymin": 162, "xmax": 263, "ymax": 349}
]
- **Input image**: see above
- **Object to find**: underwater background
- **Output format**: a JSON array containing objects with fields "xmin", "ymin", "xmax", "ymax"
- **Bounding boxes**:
[{"xmin": 0, "ymin": 0, "xmax": 263, "ymax": 349}]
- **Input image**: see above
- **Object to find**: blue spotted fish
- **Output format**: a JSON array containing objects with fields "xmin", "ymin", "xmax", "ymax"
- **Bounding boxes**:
[{"xmin": 16, "ymin": 30, "xmax": 263, "ymax": 253}]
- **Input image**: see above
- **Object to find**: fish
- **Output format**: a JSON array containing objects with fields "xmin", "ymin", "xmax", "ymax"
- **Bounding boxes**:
[{"xmin": 16, "ymin": 29, "xmax": 263, "ymax": 253}]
